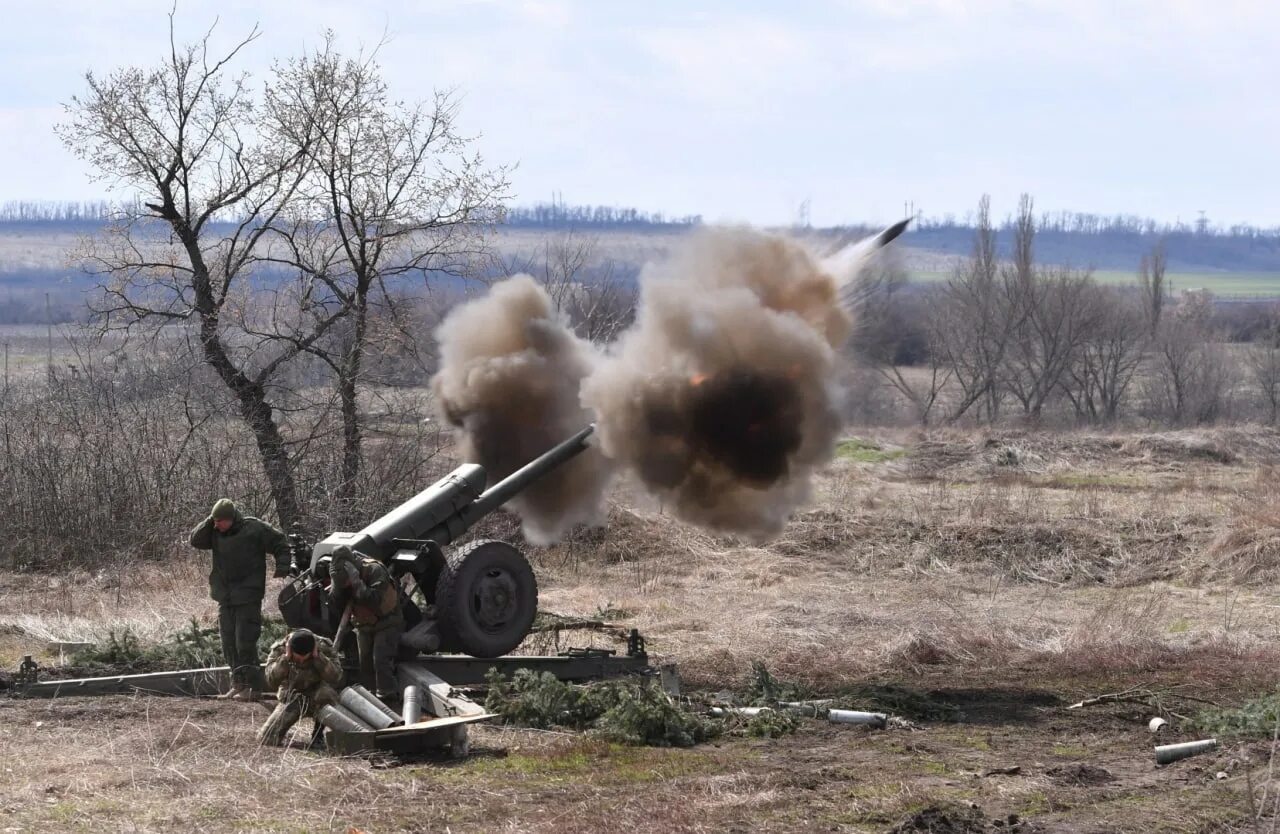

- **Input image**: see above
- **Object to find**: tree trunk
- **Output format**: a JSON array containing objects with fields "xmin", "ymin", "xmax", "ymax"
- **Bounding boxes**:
[
  {"xmin": 336, "ymin": 292, "xmax": 369, "ymax": 522},
  {"xmin": 182, "ymin": 224, "xmax": 303, "ymax": 529},
  {"xmin": 199, "ymin": 317, "xmax": 304, "ymax": 530}
]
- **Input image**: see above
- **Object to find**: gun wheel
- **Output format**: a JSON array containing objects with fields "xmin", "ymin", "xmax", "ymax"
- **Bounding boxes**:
[{"xmin": 435, "ymin": 540, "xmax": 538, "ymax": 658}]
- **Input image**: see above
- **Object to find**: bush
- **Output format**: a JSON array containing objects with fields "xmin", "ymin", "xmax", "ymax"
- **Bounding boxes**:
[
  {"xmin": 484, "ymin": 668, "xmax": 722, "ymax": 747},
  {"xmin": 743, "ymin": 661, "xmax": 814, "ymax": 705},
  {"xmin": 743, "ymin": 709, "xmax": 799, "ymax": 738},
  {"xmin": 1193, "ymin": 693, "xmax": 1280, "ymax": 740},
  {"xmin": 71, "ymin": 617, "xmax": 289, "ymax": 671},
  {"xmin": 594, "ymin": 684, "xmax": 721, "ymax": 747}
]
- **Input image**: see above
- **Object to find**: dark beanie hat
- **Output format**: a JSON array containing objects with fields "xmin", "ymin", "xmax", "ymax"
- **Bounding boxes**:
[
  {"xmin": 288, "ymin": 629, "xmax": 316, "ymax": 655},
  {"xmin": 211, "ymin": 499, "xmax": 237, "ymax": 520}
]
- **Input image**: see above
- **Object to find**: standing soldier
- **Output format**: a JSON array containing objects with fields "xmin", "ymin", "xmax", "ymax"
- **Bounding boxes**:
[
  {"xmin": 328, "ymin": 546, "xmax": 404, "ymax": 702},
  {"xmin": 257, "ymin": 628, "xmax": 344, "ymax": 746},
  {"xmin": 190, "ymin": 498, "xmax": 291, "ymax": 701}
]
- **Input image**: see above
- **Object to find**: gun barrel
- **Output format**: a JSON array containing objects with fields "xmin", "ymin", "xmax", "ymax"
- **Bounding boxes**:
[
  {"xmin": 357, "ymin": 464, "xmax": 487, "ymax": 551},
  {"xmin": 309, "ymin": 424, "xmax": 596, "ymax": 568},
  {"xmin": 423, "ymin": 424, "xmax": 596, "ymax": 546}
]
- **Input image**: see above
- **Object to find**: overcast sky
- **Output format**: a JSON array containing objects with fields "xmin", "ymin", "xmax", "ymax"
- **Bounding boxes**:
[{"xmin": 1, "ymin": 0, "xmax": 1277, "ymax": 228}]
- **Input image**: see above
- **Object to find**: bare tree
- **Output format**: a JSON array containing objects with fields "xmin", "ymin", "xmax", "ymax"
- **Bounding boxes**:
[
  {"xmin": 1138, "ymin": 241, "xmax": 1167, "ymax": 337},
  {"xmin": 57, "ymin": 15, "xmax": 336, "ymax": 528},
  {"xmin": 1143, "ymin": 296, "xmax": 1233, "ymax": 426},
  {"xmin": 260, "ymin": 36, "xmax": 509, "ymax": 516},
  {"xmin": 931, "ymin": 195, "xmax": 1023, "ymax": 422},
  {"xmin": 998, "ymin": 195, "xmax": 1100, "ymax": 420},
  {"xmin": 506, "ymin": 231, "xmax": 637, "ymax": 345},
  {"xmin": 1247, "ymin": 310, "xmax": 1280, "ymax": 423},
  {"xmin": 1063, "ymin": 286, "xmax": 1147, "ymax": 422},
  {"xmin": 846, "ymin": 251, "xmax": 949, "ymax": 425},
  {"xmin": 1004, "ymin": 267, "xmax": 1100, "ymax": 420}
]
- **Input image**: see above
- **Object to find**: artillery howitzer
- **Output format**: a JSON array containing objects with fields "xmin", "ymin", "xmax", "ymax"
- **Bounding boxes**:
[{"xmin": 279, "ymin": 424, "xmax": 597, "ymax": 658}]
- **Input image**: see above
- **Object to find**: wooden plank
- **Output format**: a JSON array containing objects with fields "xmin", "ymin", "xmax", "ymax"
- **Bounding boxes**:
[{"xmin": 375, "ymin": 713, "xmax": 494, "ymax": 736}]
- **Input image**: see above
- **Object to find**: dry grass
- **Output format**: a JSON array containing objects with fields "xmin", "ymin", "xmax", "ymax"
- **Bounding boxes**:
[{"xmin": 7, "ymin": 425, "xmax": 1280, "ymax": 830}]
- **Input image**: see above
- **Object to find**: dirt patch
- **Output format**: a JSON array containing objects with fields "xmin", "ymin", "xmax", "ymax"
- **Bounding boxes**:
[
  {"xmin": 1045, "ymin": 763, "xmax": 1117, "ymax": 787},
  {"xmin": 887, "ymin": 804, "xmax": 1032, "ymax": 834}
]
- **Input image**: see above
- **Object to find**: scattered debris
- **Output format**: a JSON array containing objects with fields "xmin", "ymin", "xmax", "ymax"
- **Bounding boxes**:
[
  {"xmin": 1068, "ymin": 686, "xmax": 1155, "ymax": 710},
  {"xmin": 982, "ymin": 765, "xmax": 1021, "ymax": 777},
  {"xmin": 779, "ymin": 698, "xmax": 833, "ymax": 717},
  {"xmin": 1066, "ymin": 684, "xmax": 1218, "ymax": 719},
  {"xmin": 710, "ymin": 706, "xmax": 771, "ymax": 717}
]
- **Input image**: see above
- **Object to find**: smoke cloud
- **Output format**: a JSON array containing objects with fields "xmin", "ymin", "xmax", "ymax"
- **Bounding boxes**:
[
  {"xmin": 430, "ymin": 275, "xmax": 613, "ymax": 544},
  {"xmin": 581, "ymin": 227, "xmax": 853, "ymax": 539}
]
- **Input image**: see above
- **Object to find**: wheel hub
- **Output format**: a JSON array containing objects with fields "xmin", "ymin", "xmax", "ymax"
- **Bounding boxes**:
[{"xmin": 471, "ymin": 568, "xmax": 519, "ymax": 633}]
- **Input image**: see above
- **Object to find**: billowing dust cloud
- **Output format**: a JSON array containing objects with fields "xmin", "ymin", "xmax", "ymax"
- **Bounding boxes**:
[
  {"xmin": 581, "ymin": 227, "xmax": 853, "ymax": 539},
  {"xmin": 430, "ymin": 275, "xmax": 613, "ymax": 544}
]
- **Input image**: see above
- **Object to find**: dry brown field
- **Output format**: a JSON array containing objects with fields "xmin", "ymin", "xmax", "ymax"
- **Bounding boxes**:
[{"xmin": 5, "ymin": 426, "xmax": 1280, "ymax": 832}]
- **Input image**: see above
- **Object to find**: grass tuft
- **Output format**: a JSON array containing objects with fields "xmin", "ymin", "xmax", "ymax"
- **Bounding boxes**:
[{"xmin": 835, "ymin": 437, "xmax": 906, "ymax": 463}]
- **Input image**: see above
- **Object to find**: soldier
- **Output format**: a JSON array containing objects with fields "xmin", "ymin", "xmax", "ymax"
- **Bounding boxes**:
[
  {"xmin": 328, "ymin": 545, "xmax": 404, "ymax": 701},
  {"xmin": 189, "ymin": 498, "xmax": 291, "ymax": 701},
  {"xmin": 257, "ymin": 628, "xmax": 344, "ymax": 746}
]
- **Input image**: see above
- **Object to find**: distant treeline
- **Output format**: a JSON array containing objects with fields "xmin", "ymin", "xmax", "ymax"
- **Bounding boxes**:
[
  {"xmin": 0, "ymin": 200, "xmax": 119, "ymax": 223},
  {"xmin": 7, "ymin": 199, "xmax": 1280, "ymax": 272},
  {"xmin": 504, "ymin": 201, "xmax": 702, "ymax": 228},
  {"xmin": 886, "ymin": 210, "xmax": 1280, "ymax": 273},
  {"xmin": 916, "ymin": 208, "xmax": 1280, "ymax": 238}
]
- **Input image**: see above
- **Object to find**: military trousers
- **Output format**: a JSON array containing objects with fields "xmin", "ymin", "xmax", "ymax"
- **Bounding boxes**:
[
  {"xmin": 356, "ymin": 623, "xmax": 403, "ymax": 700},
  {"xmin": 257, "ymin": 684, "xmax": 339, "ymax": 746},
  {"xmin": 218, "ymin": 601, "xmax": 264, "ymax": 691}
]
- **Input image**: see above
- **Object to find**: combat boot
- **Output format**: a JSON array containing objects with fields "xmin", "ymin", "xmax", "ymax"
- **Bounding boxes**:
[
  {"xmin": 216, "ymin": 685, "xmax": 246, "ymax": 700},
  {"xmin": 230, "ymin": 687, "xmax": 261, "ymax": 703}
]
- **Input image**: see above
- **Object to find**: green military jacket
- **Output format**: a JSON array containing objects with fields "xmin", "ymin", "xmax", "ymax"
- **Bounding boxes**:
[
  {"xmin": 263, "ymin": 635, "xmax": 344, "ymax": 697},
  {"xmin": 330, "ymin": 553, "xmax": 404, "ymax": 631},
  {"xmin": 189, "ymin": 507, "xmax": 289, "ymax": 605}
]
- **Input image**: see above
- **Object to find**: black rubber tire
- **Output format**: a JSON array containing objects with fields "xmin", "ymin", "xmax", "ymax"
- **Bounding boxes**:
[{"xmin": 435, "ymin": 540, "xmax": 538, "ymax": 658}]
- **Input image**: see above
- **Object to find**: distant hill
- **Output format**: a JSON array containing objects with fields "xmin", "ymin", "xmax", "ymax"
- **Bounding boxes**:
[
  {"xmin": 899, "ymin": 224, "xmax": 1280, "ymax": 273},
  {"xmin": 4, "ymin": 206, "xmax": 1280, "ymax": 323}
]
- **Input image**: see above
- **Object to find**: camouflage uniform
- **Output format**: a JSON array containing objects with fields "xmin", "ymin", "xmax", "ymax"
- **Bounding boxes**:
[
  {"xmin": 189, "ymin": 499, "xmax": 289, "ymax": 693},
  {"xmin": 257, "ymin": 631, "xmax": 344, "ymax": 746},
  {"xmin": 329, "ymin": 547, "xmax": 404, "ymax": 700}
]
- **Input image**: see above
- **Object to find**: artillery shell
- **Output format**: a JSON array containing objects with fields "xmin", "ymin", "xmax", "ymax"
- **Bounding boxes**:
[
  {"xmin": 1155, "ymin": 738, "xmax": 1217, "ymax": 765},
  {"xmin": 402, "ymin": 686, "xmax": 424, "ymax": 724},
  {"xmin": 316, "ymin": 703, "xmax": 374, "ymax": 733},
  {"xmin": 828, "ymin": 709, "xmax": 888, "ymax": 728}
]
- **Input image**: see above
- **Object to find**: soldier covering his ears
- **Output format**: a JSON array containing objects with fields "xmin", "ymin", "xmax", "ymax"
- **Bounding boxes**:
[
  {"xmin": 257, "ymin": 628, "xmax": 344, "ymax": 746},
  {"xmin": 189, "ymin": 498, "xmax": 291, "ymax": 700}
]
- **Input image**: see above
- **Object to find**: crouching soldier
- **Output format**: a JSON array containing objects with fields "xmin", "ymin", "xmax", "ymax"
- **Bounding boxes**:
[
  {"xmin": 257, "ymin": 628, "xmax": 344, "ymax": 746},
  {"xmin": 329, "ymin": 546, "xmax": 404, "ymax": 702}
]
